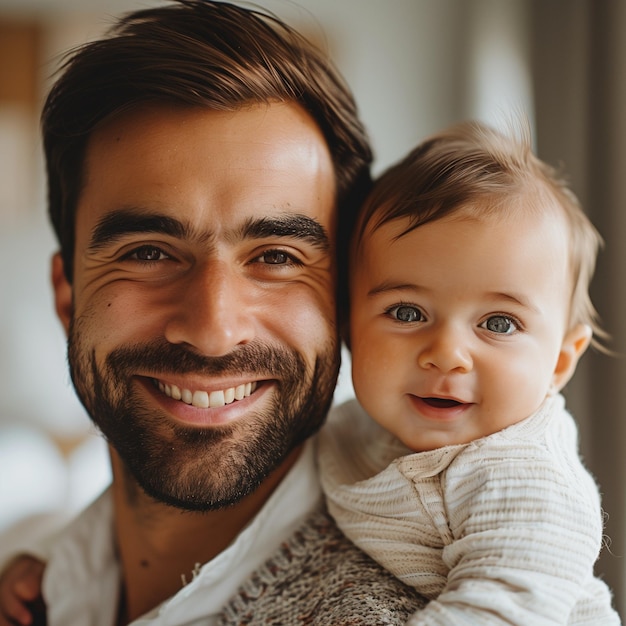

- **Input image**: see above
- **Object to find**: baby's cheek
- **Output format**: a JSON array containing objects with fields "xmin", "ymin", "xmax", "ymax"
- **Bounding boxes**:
[{"xmin": 351, "ymin": 338, "xmax": 389, "ymax": 395}]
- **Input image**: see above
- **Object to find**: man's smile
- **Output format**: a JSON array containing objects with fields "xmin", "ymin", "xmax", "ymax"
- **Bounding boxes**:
[{"xmin": 153, "ymin": 378, "xmax": 259, "ymax": 409}]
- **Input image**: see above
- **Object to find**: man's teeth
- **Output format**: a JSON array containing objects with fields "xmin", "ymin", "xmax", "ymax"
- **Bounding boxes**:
[{"xmin": 156, "ymin": 381, "xmax": 257, "ymax": 409}]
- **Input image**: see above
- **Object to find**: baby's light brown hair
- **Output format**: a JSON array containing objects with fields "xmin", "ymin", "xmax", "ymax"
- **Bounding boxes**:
[{"xmin": 353, "ymin": 120, "xmax": 606, "ymax": 349}]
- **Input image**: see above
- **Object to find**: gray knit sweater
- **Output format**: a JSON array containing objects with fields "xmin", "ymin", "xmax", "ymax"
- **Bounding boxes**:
[{"xmin": 217, "ymin": 510, "xmax": 428, "ymax": 625}]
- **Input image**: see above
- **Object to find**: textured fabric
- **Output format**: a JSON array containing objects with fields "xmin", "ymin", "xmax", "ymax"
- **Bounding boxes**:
[
  {"xmin": 218, "ymin": 510, "xmax": 427, "ymax": 625},
  {"xmin": 42, "ymin": 439, "xmax": 322, "ymax": 626},
  {"xmin": 319, "ymin": 395, "xmax": 621, "ymax": 625}
]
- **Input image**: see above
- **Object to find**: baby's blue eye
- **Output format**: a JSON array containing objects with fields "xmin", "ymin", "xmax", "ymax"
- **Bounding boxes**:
[
  {"xmin": 388, "ymin": 305, "xmax": 423, "ymax": 323},
  {"xmin": 482, "ymin": 315, "xmax": 517, "ymax": 334}
]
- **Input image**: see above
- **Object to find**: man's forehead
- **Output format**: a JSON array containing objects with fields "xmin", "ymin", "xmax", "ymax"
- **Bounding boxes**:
[
  {"xmin": 86, "ymin": 100, "xmax": 332, "ymax": 162},
  {"xmin": 77, "ymin": 101, "xmax": 338, "ymax": 235}
]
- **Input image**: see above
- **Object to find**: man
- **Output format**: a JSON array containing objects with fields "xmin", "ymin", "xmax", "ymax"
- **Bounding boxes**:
[{"xmin": 0, "ymin": 1, "xmax": 426, "ymax": 624}]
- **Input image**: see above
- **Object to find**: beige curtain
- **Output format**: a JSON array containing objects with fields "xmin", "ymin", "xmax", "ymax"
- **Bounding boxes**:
[{"xmin": 531, "ymin": 0, "xmax": 626, "ymax": 616}]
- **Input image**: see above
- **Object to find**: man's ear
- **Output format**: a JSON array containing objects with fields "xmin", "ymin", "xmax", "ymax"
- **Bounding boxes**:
[
  {"xmin": 51, "ymin": 252, "xmax": 72, "ymax": 335},
  {"xmin": 552, "ymin": 323, "xmax": 592, "ymax": 392}
]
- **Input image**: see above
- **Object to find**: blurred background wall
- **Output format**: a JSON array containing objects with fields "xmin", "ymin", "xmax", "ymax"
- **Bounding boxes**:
[{"xmin": 0, "ymin": 0, "xmax": 623, "ymax": 617}]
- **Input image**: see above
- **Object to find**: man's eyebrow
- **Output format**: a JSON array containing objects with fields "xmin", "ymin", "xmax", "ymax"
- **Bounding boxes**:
[
  {"xmin": 89, "ymin": 210, "xmax": 187, "ymax": 250},
  {"xmin": 88, "ymin": 210, "xmax": 330, "ymax": 252},
  {"xmin": 240, "ymin": 214, "xmax": 330, "ymax": 251}
]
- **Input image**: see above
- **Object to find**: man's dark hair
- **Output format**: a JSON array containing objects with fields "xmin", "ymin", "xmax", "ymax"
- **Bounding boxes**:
[{"xmin": 43, "ymin": 0, "xmax": 372, "ymax": 292}]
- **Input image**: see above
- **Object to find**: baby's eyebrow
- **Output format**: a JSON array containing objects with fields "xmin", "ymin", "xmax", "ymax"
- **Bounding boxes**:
[
  {"xmin": 367, "ymin": 281, "xmax": 425, "ymax": 298},
  {"xmin": 487, "ymin": 291, "xmax": 540, "ymax": 314}
]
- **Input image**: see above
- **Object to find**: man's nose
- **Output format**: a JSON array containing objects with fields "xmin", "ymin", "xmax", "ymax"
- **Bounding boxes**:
[
  {"xmin": 164, "ymin": 261, "xmax": 256, "ymax": 356},
  {"xmin": 416, "ymin": 323, "xmax": 473, "ymax": 373}
]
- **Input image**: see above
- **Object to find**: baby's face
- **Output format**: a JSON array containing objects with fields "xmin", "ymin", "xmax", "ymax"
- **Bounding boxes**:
[{"xmin": 349, "ymin": 206, "xmax": 587, "ymax": 451}]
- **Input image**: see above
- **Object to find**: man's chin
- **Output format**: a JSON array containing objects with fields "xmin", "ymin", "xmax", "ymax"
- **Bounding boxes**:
[{"xmin": 105, "ymin": 403, "xmax": 298, "ymax": 510}]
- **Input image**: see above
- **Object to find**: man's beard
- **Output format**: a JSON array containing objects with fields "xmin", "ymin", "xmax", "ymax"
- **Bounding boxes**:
[{"xmin": 67, "ymin": 318, "xmax": 339, "ymax": 511}]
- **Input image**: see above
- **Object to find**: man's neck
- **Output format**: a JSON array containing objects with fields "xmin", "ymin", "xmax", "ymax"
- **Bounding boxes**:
[{"xmin": 109, "ymin": 446, "xmax": 302, "ymax": 625}]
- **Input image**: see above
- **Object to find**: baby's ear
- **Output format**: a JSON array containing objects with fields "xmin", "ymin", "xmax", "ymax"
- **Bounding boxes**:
[{"xmin": 552, "ymin": 323, "xmax": 592, "ymax": 392}]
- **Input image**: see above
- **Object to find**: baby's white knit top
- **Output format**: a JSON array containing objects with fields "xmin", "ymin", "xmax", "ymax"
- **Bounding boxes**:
[{"xmin": 318, "ymin": 394, "xmax": 621, "ymax": 624}]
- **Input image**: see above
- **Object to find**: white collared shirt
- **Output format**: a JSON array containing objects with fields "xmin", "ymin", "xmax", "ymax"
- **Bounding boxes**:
[{"xmin": 42, "ymin": 439, "xmax": 322, "ymax": 626}]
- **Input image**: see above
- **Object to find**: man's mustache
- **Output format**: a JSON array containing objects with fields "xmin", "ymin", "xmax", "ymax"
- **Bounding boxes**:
[{"xmin": 104, "ymin": 338, "xmax": 304, "ymax": 380}]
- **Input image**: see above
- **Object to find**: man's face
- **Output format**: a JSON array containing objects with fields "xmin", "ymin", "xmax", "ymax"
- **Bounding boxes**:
[{"xmin": 54, "ymin": 102, "xmax": 339, "ymax": 510}]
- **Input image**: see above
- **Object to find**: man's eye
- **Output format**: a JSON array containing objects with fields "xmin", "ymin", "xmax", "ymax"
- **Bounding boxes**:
[
  {"xmin": 387, "ymin": 305, "xmax": 424, "ymax": 323},
  {"xmin": 127, "ymin": 246, "xmax": 169, "ymax": 262},
  {"xmin": 255, "ymin": 250, "xmax": 299, "ymax": 265},
  {"xmin": 481, "ymin": 315, "xmax": 518, "ymax": 334}
]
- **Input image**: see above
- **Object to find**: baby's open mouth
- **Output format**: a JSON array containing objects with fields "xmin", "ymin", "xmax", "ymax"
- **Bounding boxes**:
[{"xmin": 422, "ymin": 397, "xmax": 463, "ymax": 409}]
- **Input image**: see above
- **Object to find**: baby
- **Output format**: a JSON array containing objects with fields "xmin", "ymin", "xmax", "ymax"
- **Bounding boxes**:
[{"xmin": 318, "ymin": 120, "xmax": 621, "ymax": 623}]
